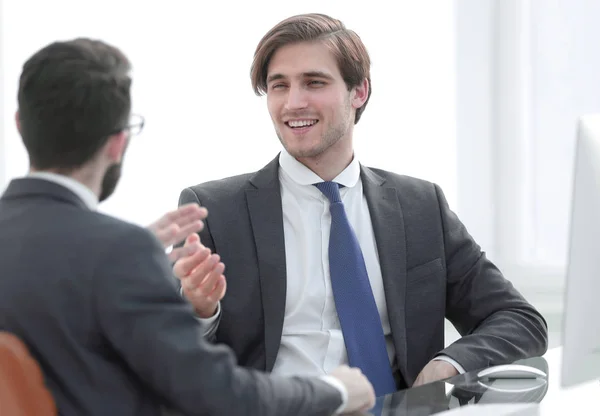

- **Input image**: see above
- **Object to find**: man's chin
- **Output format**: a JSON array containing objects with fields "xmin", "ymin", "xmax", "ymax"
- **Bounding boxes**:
[
  {"xmin": 98, "ymin": 188, "xmax": 116, "ymax": 203},
  {"xmin": 281, "ymin": 139, "xmax": 324, "ymax": 159},
  {"xmin": 284, "ymin": 146, "xmax": 323, "ymax": 159}
]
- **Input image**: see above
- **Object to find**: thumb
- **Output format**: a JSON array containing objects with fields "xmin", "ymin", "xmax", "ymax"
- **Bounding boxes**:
[{"xmin": 184, "ymin": 232, "xmax": 200, "ymax": 246}]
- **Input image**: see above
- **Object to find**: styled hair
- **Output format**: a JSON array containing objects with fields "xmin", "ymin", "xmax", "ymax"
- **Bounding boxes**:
[
  {"xmin": 250, "ymin": 13, "xmax": 371, "ymax": 124},
  {"xmin": 17, "ymin": 38, "xmax": 132, "ymax": 171}
]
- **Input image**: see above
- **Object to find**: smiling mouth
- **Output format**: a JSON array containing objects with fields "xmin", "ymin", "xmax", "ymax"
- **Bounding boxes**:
[{"xmin": 285, "ymin": 119, "xmax": 319, "ymax": 129}]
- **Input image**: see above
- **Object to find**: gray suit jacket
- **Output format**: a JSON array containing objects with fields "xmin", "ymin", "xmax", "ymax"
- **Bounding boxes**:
[
  {"xmin": 179, "ymin": 155, "xmax": 548, "ymax": 388},
  {"xmin": 0, "ymin": 178, "xmax": 343, "ymax": 416}
]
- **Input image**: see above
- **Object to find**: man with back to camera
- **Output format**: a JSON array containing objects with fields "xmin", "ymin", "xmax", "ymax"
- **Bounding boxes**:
[
  {"xmin": 0, "ymin": 37, "xmax": 376, "ymax": 416},
  {"xmin": 173, "ymin": 13, "xmax": 549, "ymax": 396}
]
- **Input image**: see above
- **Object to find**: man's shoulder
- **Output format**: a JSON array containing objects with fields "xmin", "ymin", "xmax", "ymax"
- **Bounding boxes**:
[
  {"xmin": 181, "ymin": 155, "xmax": 280, "ymax": 202},
  {"xmin": 83, "ymin": 210, "xmax": 159, "ymax": 250},
  {"xmin": 180, "ymin": 174, "xmax": 254, "ymax": 208},
  {"xmin": 180, "ymin": 165, "xmax": 271, "ymax": 205},
  {"xmin": 364, "ymin": 166, "xmax": 438, "ymax": 195},
  {"xmin": 186, "ymin": 171, "xmax": 256, "ymax": 195}
]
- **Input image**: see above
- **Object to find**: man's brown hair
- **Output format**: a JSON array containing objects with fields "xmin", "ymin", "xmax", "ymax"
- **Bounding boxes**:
[{"xmin": 251, "ymin": 13, "xmax": 372, "ymax": 124}]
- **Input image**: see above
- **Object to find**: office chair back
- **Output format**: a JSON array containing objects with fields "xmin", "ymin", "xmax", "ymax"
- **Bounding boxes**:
[{"xmin": 0, "ymin": 331, "xmax": 56, "ymax": 415}]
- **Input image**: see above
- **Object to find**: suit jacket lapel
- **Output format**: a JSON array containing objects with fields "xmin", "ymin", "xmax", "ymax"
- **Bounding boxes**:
[
  {"xmin": 361, "ymin": 166, "xmax": 410, "ymax": 384},
  {"xmin": 246, "ymin": 155, "xmax": 287, "ymax": 371}
]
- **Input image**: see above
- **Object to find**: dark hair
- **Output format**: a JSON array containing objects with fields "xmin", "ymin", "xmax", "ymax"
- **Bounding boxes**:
[
  {"xmin": 250, "ymin": 13, "xmax": 371, "ymax": 124},
  {"xmin": 17, "ymin": 38, "xmax": 132, "ymax": 171}
]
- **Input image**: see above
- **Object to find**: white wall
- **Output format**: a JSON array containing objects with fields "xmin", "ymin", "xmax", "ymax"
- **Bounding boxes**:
[
  {"xmin": 491, "ymin": 0, "xmax": 600, "ymax": 297},
  {"xmin": 454, "ymin": 1, "xmax": 600, "ymax": 324},
  {"xmin": 0, "ymin": 0, "xmax": 457, "ymax": 228},
  {"xmin": 454, "ymin": 0, "xmax": 538, "ymax": 273},
  {"xmin": 455, "ymin": 0, "xmax": 495, "ymax": 255},
  {"xmin": 529, "ymin": 0, "xmax": 600, "ymax": 269}
]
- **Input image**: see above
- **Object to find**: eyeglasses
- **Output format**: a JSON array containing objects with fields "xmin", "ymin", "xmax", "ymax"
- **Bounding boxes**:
[
  {"xmin": 107, "ymin": 113, "xmax": 145, "ymax": 137},
  {"xmin": 125, "ymin": 113, "xmax": 145, "ymax": 137}
]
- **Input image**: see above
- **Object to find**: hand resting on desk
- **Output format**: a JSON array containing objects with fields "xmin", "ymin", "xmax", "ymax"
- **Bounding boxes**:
[{"xmin": 414, "ymin": 360, "xmax": 460, "ymax": 387}]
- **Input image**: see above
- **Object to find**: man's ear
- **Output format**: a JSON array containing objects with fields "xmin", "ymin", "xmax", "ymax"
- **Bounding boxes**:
[
  {"xmin": 351, "ymin": 78, "xmax": 369, "ymax": 110},
  {"xmin": 105, "ymin": 132, "xmax": 128, "ymax": 164},
  {"xmin": 15, "ymin": 111, "xmax": 21, "ymax": 134}
]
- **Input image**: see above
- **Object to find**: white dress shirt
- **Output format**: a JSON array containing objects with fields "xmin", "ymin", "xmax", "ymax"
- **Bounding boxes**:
[
  {"xmin": 271, "ymin": 149, "xmax": 464, "ymax": 377},
  {"xmin": 272, "ymin": 149, "xmax": 396, "ymax": 376}
]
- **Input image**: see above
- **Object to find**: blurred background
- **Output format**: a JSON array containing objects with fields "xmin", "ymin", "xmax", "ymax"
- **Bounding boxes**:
[{"xmin": 2, "ymin": 0, "xmax": 599, "ymax": 349}]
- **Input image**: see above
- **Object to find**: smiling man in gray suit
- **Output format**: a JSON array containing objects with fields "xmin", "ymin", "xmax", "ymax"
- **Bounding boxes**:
[
  {"xmin": 0, "ymin": 38, "xmax": 376, "ymax": 416},
  {"xmin": 174, "ymin": 13, "xmax": 548, "ymax": 396}
]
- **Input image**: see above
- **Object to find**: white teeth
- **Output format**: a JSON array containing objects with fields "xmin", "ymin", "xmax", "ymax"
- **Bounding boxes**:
[{"xmin": 288, "ymin": 120, "xmax": 317, "ymax": 128}]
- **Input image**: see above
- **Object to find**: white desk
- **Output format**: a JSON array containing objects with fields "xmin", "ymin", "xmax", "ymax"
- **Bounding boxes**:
[
  {"xmin": 376, "ymin": 346, "xmax": 599, "ymax": 415},
  {"xmin": 536, "ymin": 347, "xmax": 599, "ymax": 415}
]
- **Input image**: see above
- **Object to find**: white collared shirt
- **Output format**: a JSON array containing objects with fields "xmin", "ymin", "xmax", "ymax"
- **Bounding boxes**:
[
  {"xmin": 27, "ymin": 171, "xmax": 98, "ymax": 210},
  {"xmin": 272, "ymin": 149, "xmax": 464, "ymax": 377},
  {"xmin": 203, "ymin": 149, "xmax": 465, "ymax": 379}
]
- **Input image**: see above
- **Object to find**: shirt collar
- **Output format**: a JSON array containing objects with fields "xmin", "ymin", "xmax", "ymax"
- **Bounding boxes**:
[
  {"xmin": 27, "ymin": 171, "xmax": 99, "ymax": 210},
  {"xmin": 278, "ymin": 147, "xmax": 361, "ymax": 188}
]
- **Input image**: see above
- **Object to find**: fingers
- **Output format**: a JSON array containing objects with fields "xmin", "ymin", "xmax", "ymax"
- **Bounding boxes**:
[
  {"xmin": 177, "ymin": 203, "xmax": 208, "ymax": 221},
  {"xmin": 354, "ymin": 369, "xmax": 375, "ymax": 412},
  {"xmin": 331, "ymin": 366, "xmax": 376, "ymax": 415},
  {"xmin": 147, "ymin": 204, "xmax": 208, "ymax": 245},
  {"xmin": 164, "ymin": 220, "xmax": 205, "ymax": 248},
  {"xmin": 165, "ymin": 233, "xmax": 202, "ymax": 263},
  {"xmin": 186, "ymin": 255, "xmax": 224, "ymax": 288},
  {"xmin": 153, "ymin": 224, "xmax": 177, "ymax": 247},
  {"xmin": 185, "ymin": 233, "xmax": 200, "ymax": 246},
  {"xmin": 364, "ymin": 378, "xmax": 376, "ymax": 411},
  {"xmin": 412, "ymin": 372, "xmax": 424, "ymax": 387},
  {"xmin": 187, "ymin": 273, "xmax": 226, "ymax": 303},
  {"xmin": 159, "ymin": 204, "xmax": 208, "ymax": 228},
  {"xmin": 216, "ymin": 275, "xmax": 227, "ymax": 299},
  {"xmin": 173, "ymin": 246, "xmax": 212, "ymax": 278},
  {"xmin": 167, "ymin": 242, "xmax": 201, "ymax": 263}
]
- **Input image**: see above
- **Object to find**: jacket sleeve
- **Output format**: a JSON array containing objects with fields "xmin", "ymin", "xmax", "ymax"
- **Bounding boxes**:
[
  {"xmin": 435, "ymin": 184, "xmax": 549, "ymax": 371},
  {"xmin": 93, "ymin": 226, "xmax": 343, "ymax": 416}
]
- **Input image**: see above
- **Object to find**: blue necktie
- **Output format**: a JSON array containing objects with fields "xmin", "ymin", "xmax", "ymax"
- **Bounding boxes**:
[{"xmin": 315, "ymin": 181, "xmax": 397, "ymax": 397}]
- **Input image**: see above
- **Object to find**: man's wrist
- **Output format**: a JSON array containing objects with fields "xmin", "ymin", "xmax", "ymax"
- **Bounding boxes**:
[
  {"xmin": 319, "ymin": 375, "xmax": 348, "ymax": 415},
  {"xmin": 195, "ymin": 303, "xmax": 219, "ymax": 319},
  {"xmin": 433, "ymin": 355, "xmax": 465, "ymax": 374},
  {"xmin": 196, "ymin": 301, "xmax": 221, "ymax": 325},
  {"xmin": 179, "ymin": 287, "xmax": 220, "ymax": 321}
]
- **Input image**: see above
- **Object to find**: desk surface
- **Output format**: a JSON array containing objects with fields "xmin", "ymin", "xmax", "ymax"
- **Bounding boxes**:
[{"xmin": 372, "ymin": 347, "xmax": 599, "ymax": 415}]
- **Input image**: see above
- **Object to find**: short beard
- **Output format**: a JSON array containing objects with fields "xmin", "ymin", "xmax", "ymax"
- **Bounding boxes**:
[{"xmin": 98, "ymin": 163, "xmax": 122, "ymax": 202}]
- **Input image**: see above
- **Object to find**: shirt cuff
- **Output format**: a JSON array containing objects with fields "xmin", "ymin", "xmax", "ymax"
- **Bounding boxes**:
[
  {"xmin": 433, "ymin": 355, "xmax": 466, "ymax": 374},
  {"xmin": 195, "ymin": 301, "xmax": 221, "ymax": 325},
  {"xmin": 179, "ymin": 287, "xmax": 220, "ymax": 335},
  {"xmin": 319, "ymin": 375, "xmax": 348, "ymax": 415}
]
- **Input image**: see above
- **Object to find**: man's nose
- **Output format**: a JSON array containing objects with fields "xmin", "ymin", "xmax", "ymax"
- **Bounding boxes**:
[{"xmin": 285, "ymin": 85, "xmax": 309, "ymax": 110}]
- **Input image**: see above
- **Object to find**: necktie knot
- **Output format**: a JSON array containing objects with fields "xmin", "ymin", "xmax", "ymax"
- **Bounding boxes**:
[{"xmin": 314, "ymin": 181, "xmax": 342, "ymax": 204}]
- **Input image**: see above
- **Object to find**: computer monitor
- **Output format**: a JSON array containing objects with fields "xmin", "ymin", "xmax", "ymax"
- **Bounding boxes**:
[{"xmin": 561, "ymin": 113, "xmax": 600, "ymax": 388}]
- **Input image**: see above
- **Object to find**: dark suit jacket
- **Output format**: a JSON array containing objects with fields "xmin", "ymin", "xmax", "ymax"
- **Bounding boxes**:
[
  {"xmin": 178, "ymin": 155, "xmax": 549, "ymax": 388},
  {"xmin": 0, "ymin": 178, "xmax": 343, "ymax": 416}
]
